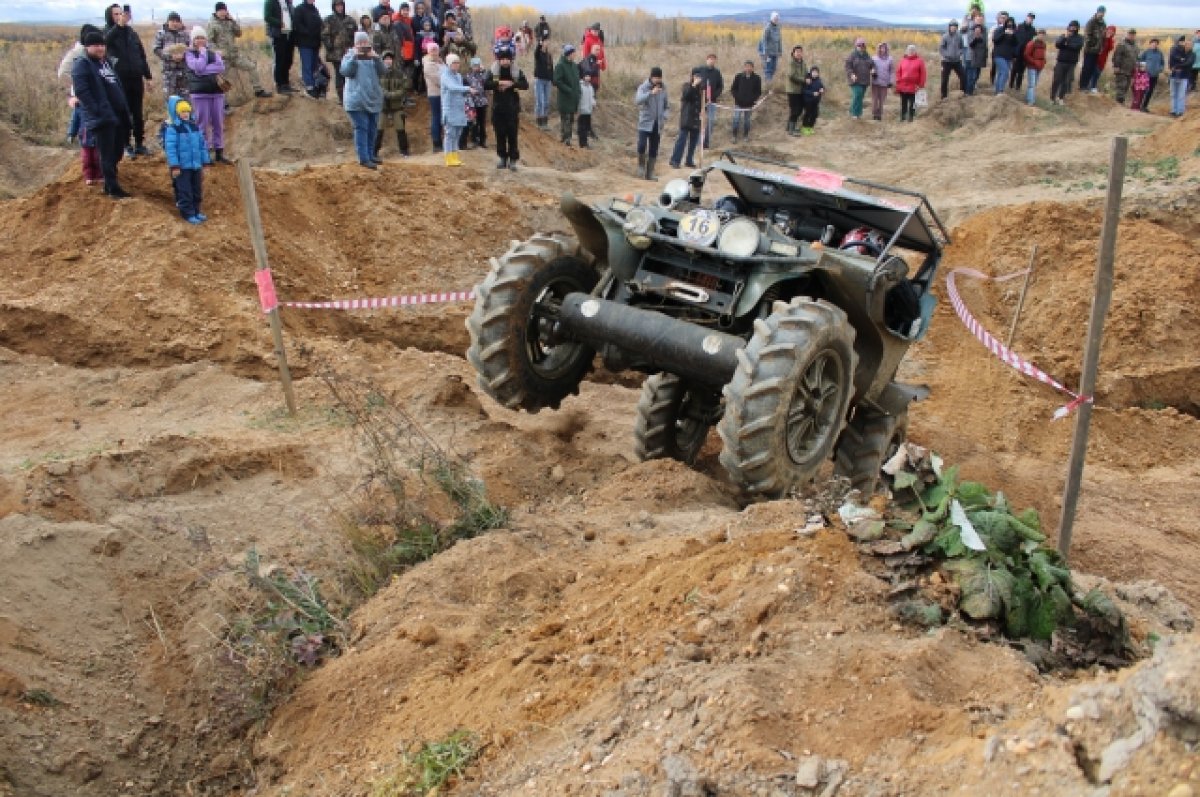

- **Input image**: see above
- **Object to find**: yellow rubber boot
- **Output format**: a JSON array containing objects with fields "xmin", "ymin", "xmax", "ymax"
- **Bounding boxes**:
[
  {"xmin": 451, "ymin": 151, "xmax": 463, "ymax": 167},
  {"xmin": 444, "ymin": 151, "xmax": 456, "ymax": 167}
]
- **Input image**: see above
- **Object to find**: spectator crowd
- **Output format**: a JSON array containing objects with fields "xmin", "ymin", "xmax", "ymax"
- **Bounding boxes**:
[{"xmin": 57, "ymin": 1, "xmax": 1196, "ymax": 208}]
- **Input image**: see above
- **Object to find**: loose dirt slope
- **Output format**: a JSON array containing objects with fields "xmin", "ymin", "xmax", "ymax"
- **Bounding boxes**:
[{"xmin": 1, "ymin": 93, "xmax": 1198, "ymax": 797}]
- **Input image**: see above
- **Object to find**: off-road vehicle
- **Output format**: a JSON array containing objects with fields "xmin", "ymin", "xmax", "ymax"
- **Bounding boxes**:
[{"xmin": 467, "ymin": 153, "xmax": 950, "ymax": 498}]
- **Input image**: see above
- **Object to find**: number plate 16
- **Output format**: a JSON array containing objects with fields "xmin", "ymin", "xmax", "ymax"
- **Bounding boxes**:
[{"xmin": 677, "ymin": 209, "xmax": 720, "ymax": 247}]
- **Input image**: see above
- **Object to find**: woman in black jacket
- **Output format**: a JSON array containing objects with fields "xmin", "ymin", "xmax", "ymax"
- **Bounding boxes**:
[
  {"xmin": 103, "ymin": 3, "xmax": 151, "ymax": 156},
  {"xmin": 991, "ymin": 19, "xmax": 1019, "ymax": 94},
  {"xmin": 73, "ymin": 30, "xmax": 132, "ymax": 197}
]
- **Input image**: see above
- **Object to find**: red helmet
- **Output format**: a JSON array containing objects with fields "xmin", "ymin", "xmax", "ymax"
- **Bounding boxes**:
[{"xmin": 839, "ymin": 226, "xmax": 887, "ymax": 255}]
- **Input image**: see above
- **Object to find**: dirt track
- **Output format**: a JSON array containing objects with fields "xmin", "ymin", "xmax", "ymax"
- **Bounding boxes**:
[{"xmin": 0, "ymin": 90, "xmax": 1198, "ymax": 797}]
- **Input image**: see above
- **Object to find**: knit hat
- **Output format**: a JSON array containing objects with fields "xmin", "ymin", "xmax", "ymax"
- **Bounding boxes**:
[
  {"xmin": 79, "ymin": 23, "xmax": 102, "ymax": 44},
  {"xmin": 1096, "ymin": 5, "xmax": 1105, "ymax": 12},
  {"xmin": 176, "ymin": 99, "xmax": 192, "ymax": 114},
  {"xmin": 948, "ymin": 20, "xmax": 958, "ymax": 27},
  {"xmin": 354, "ymin": 31, "xmax": 370, "ymax": 45},
  {"xmin": 445, "ymin": 53, "xmax": 460, "ymax": 65},
  {"xmin": 214, "ymin": 1, "xmax": 227, "ymax": 10},
  {"xmin": 562, "ymin": 44, "xmax": 575, "ymax": 56},
  {"xmin": 83, "ymin": 29, "xmax": 105, "ymax": 45},
  {"xmin": 1127, "ymin": 28, "xmax": 1136, "ymax": 34},
  {"xmin": 167, "ymin": 11, "xmax": 181, "ymax": 21},
  {"xmin": 650, "ymin": 66, "xmax": 662, "ymax": 78},
  {"xmin": 191, "ymin": 25, "xmax": 207, "ymax": 40}
]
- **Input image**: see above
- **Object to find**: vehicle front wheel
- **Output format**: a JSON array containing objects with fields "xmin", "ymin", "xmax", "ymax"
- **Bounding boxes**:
[
  {"xmin": 466, "ymin": 234, "xmax": 598, "ymax": 413},
  {"xmin": 633, "ymin": 373, "xmax": 719, "ymax": 466},
  {"xmin": 834, "ymin": 409, "xmax": 909, "ymax": 496},
  {"xmin": 717, "ymin": 298, "xmax": 857, "ymax": 499}
]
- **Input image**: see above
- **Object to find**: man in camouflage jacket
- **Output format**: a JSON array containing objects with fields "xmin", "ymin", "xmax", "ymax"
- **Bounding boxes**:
[
  {"xmin": 209, "ymin": 1, "xmax": 272, "ymax": 97},
  {"xmin": 153, "ymin": 12, "xmax": 191, "ymax": 100}
]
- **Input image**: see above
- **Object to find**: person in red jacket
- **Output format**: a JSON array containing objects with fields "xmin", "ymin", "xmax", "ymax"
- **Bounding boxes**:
[
  {"xmin": 1023, "ymin": 28, "xmax": 1047, "ymax": 105},
  {"xmin": 1092, "ymin": 24, "xmax": 1116, "ymax": 92},
  {"xmin": 894, "ymin": 44, "xmax": 927, "ymax": 122}
]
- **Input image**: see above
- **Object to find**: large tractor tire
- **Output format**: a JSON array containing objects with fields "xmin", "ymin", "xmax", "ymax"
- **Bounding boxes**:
[
  {"xmin": 466, "ymin": 234, "xmax": 598, "ymax": 413},
  {"xmin": 717, "ymin": 298, "xmax": 857, "ymax": 499},
  {"xmin": 833, "ymin": 410, "xmax": 909, "ymax": 496},
  {"xmin": 633, "ymin": 373, "xmax": 717, "ymax": 466}
]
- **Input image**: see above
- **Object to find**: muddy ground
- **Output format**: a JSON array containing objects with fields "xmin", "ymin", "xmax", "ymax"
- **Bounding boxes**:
[{"xmin": 1, "ymin": 87, "xmax": 1198, "ymax": 797}]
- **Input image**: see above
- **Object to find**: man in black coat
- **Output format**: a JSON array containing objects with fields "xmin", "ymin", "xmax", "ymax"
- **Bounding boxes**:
[
  {"xmin": 729, "ymin": 60, "xmax": 761, "ymax": 141},
  {"xmin": 484, "ymin": 44, "xmax": 528, "ymax": 170},
  {"xmin": 1011, "ymin": 12, "xmax": 1037, "ymax": 89},
  {"xmin": 292, "ymin": 0, "xmax": 324, "ymax": 97},
  {"xmin": 103, "ymin": 3, "xmax": 151, "ymax": 157},
  {"xmin": 73, "ymin": 30, "xmax": 132, "ymax": 198},
  {"xmin": 695, "ymin": 53, "xmax": 723, "ymax": 148}
]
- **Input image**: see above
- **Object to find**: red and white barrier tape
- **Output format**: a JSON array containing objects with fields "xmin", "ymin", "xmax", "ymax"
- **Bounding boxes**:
[
  {"xmin": 253, "ymin": 268, "xmax": 475, "ymax": 312},
  {"xmin": 946, "ymin": 268, "xmax": 1091, "ymax": 420},
  {"xmin": 281, "ymin": 290, "xmax": 476, "ymax": 310}
]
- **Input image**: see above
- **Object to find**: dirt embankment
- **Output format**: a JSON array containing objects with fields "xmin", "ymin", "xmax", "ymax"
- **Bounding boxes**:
[{"xmin": 1, "ymin": 81, "xmax": 1199, "ymax": 797}]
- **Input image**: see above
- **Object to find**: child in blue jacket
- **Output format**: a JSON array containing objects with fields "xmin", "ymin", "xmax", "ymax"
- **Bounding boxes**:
[{"xmin": 163, "ymin": 95, "xmax": 211, "ymax": 224}]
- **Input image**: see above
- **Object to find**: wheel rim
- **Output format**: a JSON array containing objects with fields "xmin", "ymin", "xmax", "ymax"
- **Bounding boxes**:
[
  {"xmin": 785, "ymin": 350, "xmax": 845, "ymax": 464},
  {"xmin": 674, "ymin": 391, "xmax": 708, "ymax": 455},
  {"xmin": 525, "ymin": 276, "xmax": 587, "ymax": 380}
]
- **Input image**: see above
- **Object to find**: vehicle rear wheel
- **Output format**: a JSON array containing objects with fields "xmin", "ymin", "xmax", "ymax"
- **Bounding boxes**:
[
  {"xmin": 833, "ymin": 409, "xmax": 909, "ymax": 495},
  {"xmin": 633, "ymin": 373, "xmax": 718, "ymax": 466},
  {"xmin": 717, "ymin": 298, "xmax": 857, "ymax": 499},
  {"xmin": 466, "ymin": 234, "xmax": 597, "ymax": 413}
]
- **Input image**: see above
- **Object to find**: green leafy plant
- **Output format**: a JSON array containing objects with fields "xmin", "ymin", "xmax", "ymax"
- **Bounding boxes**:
[
  {"xmin": 880, "ymin": 455, "xmax": 1131, "ymax": 652},
  {"xmin": 371, "ymin": 730, "xmax": 481, "ymax": 797}
]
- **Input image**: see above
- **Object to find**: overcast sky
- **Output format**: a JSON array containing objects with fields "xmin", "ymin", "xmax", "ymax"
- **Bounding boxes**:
[{"xmin": 3, "ymin": 0, "xmax": 1190, "ymax": 28}]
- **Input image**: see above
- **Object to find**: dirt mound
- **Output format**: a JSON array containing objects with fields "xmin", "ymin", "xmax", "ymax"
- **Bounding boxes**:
[
  {"xmin": 1134, "ymin": 112, "xmax": 1200, "ymax": 160},
  {"xmin": 252, "ymin": 489, "xmax": 1195, "ymax": 797},
  {"xmin": 0, "ymin": 159, "xmax": 547, "ymax": 375},
  {"xmin": 226, "ymin": 94, "xmax": 353, "ymax": 167},
  {"xmin": 927, "ymin": 92, "xmax": 1041, "ymax": 133},
  {"xmin": 227, "ymin": 95, "xmax": 604, "ymax": 170},
  {"xmin": 0, "ymin": 123, "xmax": 72, "ymax": 199},
  {"xmin": 941, "ymin": 200, "xmax": 1200, "ymax": 415}
]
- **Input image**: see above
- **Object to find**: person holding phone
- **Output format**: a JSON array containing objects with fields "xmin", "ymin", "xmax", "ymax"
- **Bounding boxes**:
[{"xmin": 341, "ymin": 31, "xmax": 386, "ymax": 168}]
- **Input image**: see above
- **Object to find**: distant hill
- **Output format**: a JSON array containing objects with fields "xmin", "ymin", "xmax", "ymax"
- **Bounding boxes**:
[{"xmin": 697, "ymin": 6, "xmax": 890, "ymax": 28}]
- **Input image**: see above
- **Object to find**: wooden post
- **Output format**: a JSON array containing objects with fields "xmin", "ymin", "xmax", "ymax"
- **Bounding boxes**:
[
  {"xmin": 236, "ymin": 157, "xmax": 297, "ymax": 416},
  {"xmin": 1057, "ymin": 136, "xmax": 1126, "ymax": 560},
  {"xmin": 1005, "ymin": 244, "xmax": 1038, "ymax": 350}
]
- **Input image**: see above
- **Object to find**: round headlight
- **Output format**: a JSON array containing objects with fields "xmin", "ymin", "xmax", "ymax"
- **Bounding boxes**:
[
  {"xmin": 623, "ymin": 206, "xmax": 657, "ymax": 237},
  {"xmin": 716, "ymin": 218, "xmax": 761, "ymax": 258},
  {"xmin": 658, "ymin": 178, "xmax": 690, "ymax": 209}
]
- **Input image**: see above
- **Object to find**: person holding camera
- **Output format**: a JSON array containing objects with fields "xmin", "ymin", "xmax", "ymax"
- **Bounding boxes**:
[
  {"xmin": 669, "ymin": 69, "xmax": 703, "ymax": 169},
  {"xmin": 634, "ymin": 66, "xmax": 668, "ymax": 180},
  {"xmin": 185, "ymin": 28, "xmax": 229, "ymax": 163},
  {"xmin": 439, "ymin": 52, "xmax": 473, "ymax": 166},
  {"xmin": 341, "ymin": 31, "xmax": 386, "ymax": 169}
]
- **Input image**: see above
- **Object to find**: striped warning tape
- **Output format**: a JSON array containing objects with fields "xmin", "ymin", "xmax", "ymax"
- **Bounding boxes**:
[
  {"xmin": 946, "ymin": 268, "xmax": 1091, "ymax": 420},
  {"xmin": 280, "ymin": 290, "xmax": 476, "ymax": 310},
  {"xmin": 253, "ymin": 267, "xmax": 476, "ymax": 312}
]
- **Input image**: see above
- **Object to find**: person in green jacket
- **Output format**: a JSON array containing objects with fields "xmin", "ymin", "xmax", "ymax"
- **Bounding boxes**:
[
  {"xmin": 553, "ymin": 43, "xmax": 580, "ymax": 146},
  {"xmin": 785, "ymin": 45, "xmax": 806, "ymax": 135}
]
